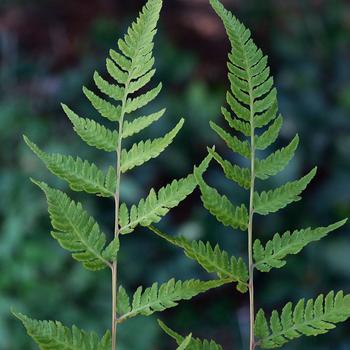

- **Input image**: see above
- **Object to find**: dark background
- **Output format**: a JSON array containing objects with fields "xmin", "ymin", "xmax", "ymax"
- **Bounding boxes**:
[{"xmin": 1, "ymin": 0, "xmax": 350, "ymax": 349}]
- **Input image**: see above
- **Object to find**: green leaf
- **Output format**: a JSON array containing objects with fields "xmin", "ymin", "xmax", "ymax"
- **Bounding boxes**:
[
  {"xmin": 13, "ymin": 312, "xmax": 111, "ymax": 350},
  {"xmin": 209, "ymin": 148, "xmax": 250, "ymax": 189},
  {"xmin": 93, "ymin": 71, "xmax": 124, "ymax": 101},
  {"xmin": 62, "ymin": 104, "xmax": 117, "ymax": 152},
  {"xmin": 120, "ymin": 118, "xmax": 184, "ymax": 173},
  {"xmin": 149, "ymin": 226, "xmax": 249, "ymax": 293},
  {"xmin": 119, "ymin": 173, "xmax": 196, "ymax": 234},
  {"xmin": 194, "ymin": 168, "xmax": 249, "ymax": 231},
  {"xmin": 255, "ymin": 135, "xmax": 299, "ymax": 180},
  {"xmin": 32, "ymin": 180, "xmax": 114, "ymax": 271},
  {"xmin": 177, "ymin": 334, "xmax": 192, "ymax": 350},
  {"xmin": 255, "ymin": 291, "xmax": 350, "ymax": 348},
  {"xmin": 83, "ymin": 87, "xmax": 121, "ymax": 122},
  {"xmin": 117, "ymin": 278, "xmax": 227, "ymax": 323},
  {"xmin": 158, "ymin": 320, "xmax": 223, "ymax": 350},
  {"xmin": 254, "ymin": 219, "xmax": 348, "ymax": 272},
  {"xmin": 222, "ymin": 106, "xmax": 250, "ymax": 136},
  {"xmin": 254, "ymin": 167, "xmax": 317, "ymax": 215},
  {"xmin": 24, "ymin": 136, "xmax": 116, "ymax": 197},
  {"xmin": 210, "ymin": 121, "xmax": 250, "ymax": 159},
  {"xmin": 122, "ymin": 108, "xmax": 166, "ymax": 138},
  {"xmin": 255, "ymin": 115, "xmax": 283, "ymax": 150}
]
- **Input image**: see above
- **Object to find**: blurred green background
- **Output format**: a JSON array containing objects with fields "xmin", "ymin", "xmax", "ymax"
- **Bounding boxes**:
[{"xmin": 1, "ymin": 0, "xmax": 350, "ymax": 349}]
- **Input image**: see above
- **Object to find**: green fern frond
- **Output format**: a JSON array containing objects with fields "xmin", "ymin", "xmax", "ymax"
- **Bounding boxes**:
[
  {"xmin": 122, "ymin": 108, "xmax": 166, "ymax": 139},
  {"xmin": 62, "ymin": 104, "xmax": 117, "ymax": 152},
  {"xmin": 254, "ymin": 219, "xmax": 347, "ymax": 272},
  {"xmin": 255, "ymin": 135, "xmax": 299, "ymax": 180},
  {"xmin": 255, "ymin": 291, "xmax": 350, "ymax": 348},
  {"xmin": 208, "ymin": 147, "xmax": 250, "ymax": 189},
  {"xmin": 120, "ymin": 118, "xmax": 184, "ymax": 173},
  {"xmin": 255, "ymin": 115, "xmax": 283, "ymax": 150},
  {"xmin": 210, "ymin": 121, "xmax": 251, "ymax": 159},
  {"xmin": 222, "ymin": 106, "xmax": 250, "ymax": 136},
  {"xmin": 177, "ymin": 334, "xmax": 192, "ymax": 350},
  {"xmin": 194, "ymin": 167, "xmax": 249, "ymax": 231},
  {"xmin": 119, "ymin": 174, "xmax": 196, "ymax": 234},
  {"xmin": 116, "ymin": 278, "xmax": 227, "ymax": 323},
  {"xmin": 24, "ymin": 136, "xmax": 116, "ymax": 197},
  {"xmin": 93, "ymin": 71, "xmax": 124, "ymax": 101},
  {"xmin": 253, "ymin": 167, "xmax": 317, "ymax": 215},
  {"xmin": 32, "ymin": 180, "xmax": 118, "ymax": 270},
  {"xmin": 149, "ymin": 226, "xmax": 249, "ymax": 293},
  {"xmin": 158, "ymin": 320, "xmax": 223, "ymax": 350},
  {"xmin": 13, "ymin": 312, "xmax": 111, "ymax": 350}
]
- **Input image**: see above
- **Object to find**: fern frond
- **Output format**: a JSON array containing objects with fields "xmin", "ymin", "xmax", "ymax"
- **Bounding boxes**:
[
  {"xmin": 120, "ymin": 118, "xmax": 184, "ymax": 173},
  {"xmin": 119, "ymin": 174, "xmax": 196, "ymax": 234},
  {"xmin": 177, "ymin": 334, "xmax": 192, "ymax": 350},
  {"xmin": 149, "ymin": 226, "xmax": 249, "ymax": 293},
  {"xmin": 194, "ymin": 167, "xmax": 249, "ymax": 231},
  {"xmin": 158, "ymin": 320, "xmax": 223, "ymax": 350},
  {"xmin": 122, "ymin": 108, "xmax": 166, "ymax": 139},
  {"xmin": 255, "ymin": 135, "xmax": 299, "ymax": 180},
  {"xmin": 24, "ymin": 136, "xmax": 116, "ymax": 197},
  {"xmin": 13, "ymin": 312, "xmax": 111, "ymax": 350},
  {"xmin": 32, "ymin": 180, "xmax": 118, "ymax": 270},
  {"xmin": 255, "ymin": 115, "xmax": 283, "ymax": 150},
  {"xmin": 93, "ymin": 71, "xmax": 124, "ymax": 101},
  {"xmin": 62, "ymin": 104, "xmax": 117, "ymax": 152},
  {"xmin": 116, "ymin": 278, "xmax": 227, "ymax": 323},
  {"xmin": 255, "ymin": 291, "xmax": 350, "ymax": 348},
  {"xmin": 253, "ymin": 167, "xmax": 317, "ymax": 215},
  {"xmin": 208, "ymin": 147, "xmax": 250, "ymax": 189},
  {"xmin": 83, "ymin": 87, "xmax": 122, "ymax": 122},
  {"xmin": 222, "ymin": 106, "xmax": 250, "ymax": 136},
  {"xmin": 210, "ymin": 121, "xmax": 251, "ymax": 159},
  {"xmin": 253, "ymin": 219, "xmax": 347, "ymax": 272}
]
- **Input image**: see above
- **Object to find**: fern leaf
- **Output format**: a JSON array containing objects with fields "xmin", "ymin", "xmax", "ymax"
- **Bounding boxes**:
[
  {"xmin": 158, "ymin": 320, "xmax": 223, "ymax": 350},
  {"xmin": 255, "ymin": 135, "xmax": 299, "ymax": 180},
  {"xmin": 222, "ymin": 106, "xmax": 250, "ymax": 136},
  {"xmin": 62, "ymin": 104, "xmax": 117, "ymax": 152},
  {"xmin": 177, "ymin": 334, "xmax": 192, "ymax": 350},
  {"xmin": 255, "ymin": 291, "xmax": 350, "ymax": 348},
  {"xmin": 117, "ymin": 278, "xmax": 227, "ymax": 323},
  {"xmin": 122, "ymin": 108, "xmax": 166, "ymax": 139},
  {"xmin": 32, "ymin": 180, "xmax": 116, "ymax": 270},
  {"xmin": 13, "ymin": 312, "xmax": 111, "ymax": 350},
  {"xmin": 120, "ymin": 118, "xmax": 184, "ymax": 173},
  {"xmin": 210, "ymin": 121, "xmax": 250, "ymax": 159},
  {"xmin": 194, "ymin": 167, "xmax": 249, "ymax": 231},
  {"xmin": 93, "ymin": 71, "xmax": 124, "ymax": 101},
  {"xmin": 255, "ymin": 115, "xmax": 283, "ymax": 150},
  {"xmin": 83, "ymin": 87, "xmax": 121, "ymax": 122},
  {"xmin": 24, "ymin": 136, "xmax": 116, "ymax": 197},
  {"xmin": 254, "ymin": 167, "xmax": 317, "ymax": 215},
  {"xmin": 125, "ymin": 82, "xmax": 162, "ymax": 114},
  {"xmin": 149, "ymin": 226, "xmax": 249, "ymax": 293},
  {"xmin": 208, "ymin": 148, "xmax": 250, "ymax": 189},
  {"xmin": 254, "ymin": 219, "xmax": 347, "ymax": 272},
  {"xmin": 119, "ymin": 173, "xmax": 197, "ymax": 234}
]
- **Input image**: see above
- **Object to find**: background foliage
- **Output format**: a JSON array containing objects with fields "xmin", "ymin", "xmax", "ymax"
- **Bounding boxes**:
[{"xmin": 0, "ymin": 0, "xmax": 349, "ymax": 349}]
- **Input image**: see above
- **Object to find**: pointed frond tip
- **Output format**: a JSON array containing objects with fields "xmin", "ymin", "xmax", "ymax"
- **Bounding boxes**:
[
  {"xmin": 158, "ymin": 320, "xmax": 223, "ymax": 350},
  {"xmin": 30, "ymin": 179, "xmax": 119, "ymax": 270},
  {"xmin": 13, "ymin": 312, "xmax": 111, "ymax": 350},
  {"xmin": 24, "ymin": 135, "xmax": 116, "ymax": 198},
  {"xmin": 116, "ymin": 278, "xmax": 227, "ymax": 323},
  {"xmin": 254, "ymin": 219, "xmax": 348, "ymax": 272},
  {"xmin": 149, "ymin": 226, "xmax": 249, "ymax": 293},
  {"xmin": 255, "ymin": 291, "xmax": 350, "ymax": 348}
]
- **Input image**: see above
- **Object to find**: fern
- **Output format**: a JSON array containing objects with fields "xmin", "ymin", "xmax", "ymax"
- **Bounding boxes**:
[
  {"xmin": 116, "ymin": 278, "xmax": 227, "ymax": 322},
  {"xmin": 158, "ymin": 320, "xmax": 223, "ymax": 350},
  {"xmin": 149, "ymin": 226, "xmax": 249, "ymax": 293},
  {"xmin": 255, "ymin": 291, "xmax": 350, "ymax": 348},
  {"xmin": 14, "ymin": 312, "xmax": 111, "ymax": 350},
  {"xmin": 156, "ymin": 0, "xmax": 349, "ymax": 348},
  {"xmin": 18, "ymin": 1, "xmax": 216, "ymax": 349}
]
